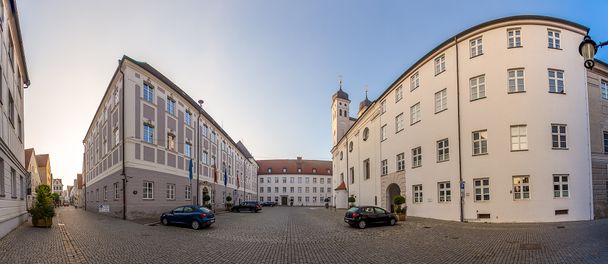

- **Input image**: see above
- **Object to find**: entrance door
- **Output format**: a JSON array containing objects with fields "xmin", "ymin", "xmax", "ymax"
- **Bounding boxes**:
[
  {"xmin": 386, "ymin": 183, "xmax": 401, "ymax": 212},
  {"xmin": 281, "ymin": 196, "xmax": 288, "ymax": 206}
]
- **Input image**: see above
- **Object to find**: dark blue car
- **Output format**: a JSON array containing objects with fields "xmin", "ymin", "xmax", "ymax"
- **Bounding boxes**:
[{"xmin": 160, "ymin": 205, "xmax": 215, "ymax": 230}]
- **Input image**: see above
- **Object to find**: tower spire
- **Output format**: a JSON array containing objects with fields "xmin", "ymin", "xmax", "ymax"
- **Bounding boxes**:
[
  {"xmin": 338, "ymin": 75, "xmax": 343, "ymax": 90},
  {"xmin": 364, "ymin": 84, "xmax": 368, "ymax": 100}
]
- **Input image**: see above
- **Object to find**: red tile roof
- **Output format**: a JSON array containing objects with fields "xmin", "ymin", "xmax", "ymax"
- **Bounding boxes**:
[
  {"xmin": 335, "ymin": 181, "xmax": 347, "ymax": 191},
  {"xmin": 24, "ymin": 148, "xmax": 34, "ymax": 168},
  {"xmin": 257, "ymin": 158, "xmax": 332, "ymax": 176},
  {"xmin": 35, "ymin": 154, "xmax": 49, "ymax": 167}
]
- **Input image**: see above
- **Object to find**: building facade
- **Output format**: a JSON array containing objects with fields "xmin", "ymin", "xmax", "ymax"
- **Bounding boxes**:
[
  {"xmin": 24, "ymin": 148, "xmax": 39, "ymax": 209},
  {"xmin": 588, "ymin": 60, "xmax": 608, "ymax": 218},
  {"xmin": 257, "ymin": 158, "xmax": 333, "ymax": 206},
  {"xmin": 0, "ymin": 0, "xmax": 31, "ymax": 239},
  {"xmin": 331, "ymin": 16, "xmax": 594, "ymax": 223},
  {"xmin": 35, "ymin": 154, "xmax": 51, "ymax": 186},
  {"xmin": 82, "ymin": 55, "xmax": 258, "ymax": 220},
  {"xmin": 52, "ymin": 178, "xmax": 63, "ymax": 194}
]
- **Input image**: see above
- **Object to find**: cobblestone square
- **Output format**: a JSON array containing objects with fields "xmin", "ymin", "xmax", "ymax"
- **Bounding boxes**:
[{"xmin": 1, "ymin": 207, "xmax": 607, "ymax": 263}]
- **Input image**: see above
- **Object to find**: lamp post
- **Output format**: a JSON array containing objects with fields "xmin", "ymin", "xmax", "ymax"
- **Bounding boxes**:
[{"xmin": 579, "ymin": 35, "xmax": 608, "ymax": 70}]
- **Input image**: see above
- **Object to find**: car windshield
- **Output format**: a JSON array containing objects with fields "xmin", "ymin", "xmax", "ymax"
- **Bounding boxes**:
[
  {"xmin": 198, "ymin": 207, "xmax": 212, "ymax": 213},
  {"xmin": 347, "ymin": 207, "xmax": 360, "ymax": 213}
]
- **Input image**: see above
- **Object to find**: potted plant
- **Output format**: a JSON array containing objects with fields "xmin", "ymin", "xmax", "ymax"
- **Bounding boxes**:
[
  {"xmin": 203, "ymin": 195, "xmax": 212, "ymax": 209},
  {"xmin": 225, "ymin": 196, "xmax": 233, "ymax": 211},
  {"xmin": 348, "ymin": 195, "xmax": 356, "ymax": 208},
  {"xmin": 29, "ymin": 184, "xmax": 55, "ymax": 227},
  {"xmin": 393, "ymin": 195, "xmax": 407, "ymax": 221}
]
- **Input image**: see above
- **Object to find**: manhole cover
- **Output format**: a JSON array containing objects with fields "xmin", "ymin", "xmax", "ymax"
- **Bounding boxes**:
[
  {"xmin": 557, "ymin": 226, "xmax": 565, "ymax": 229},
  {"xmin": 423, "ymin": 226, "xmax": 431, "ymax": 229},
  {"xmin": 519, "ymin": 243, "xmax": 541, "ymax": 250}
]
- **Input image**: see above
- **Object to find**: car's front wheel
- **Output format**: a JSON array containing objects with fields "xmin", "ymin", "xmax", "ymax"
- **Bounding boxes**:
[
  {"xmin": 358, "ymin": 220, "xmax": 367, "ymax": 229},
  {"xmin": 389, "ymin": 218, "xmax": 396, "ymax": 226},
  {"xmin": 191, "ymin": 220, "xmax": 200, "ymax": 230},
  {"xmin": 161, "ymin": 218, "xmax": 169, "ymax": 226}
]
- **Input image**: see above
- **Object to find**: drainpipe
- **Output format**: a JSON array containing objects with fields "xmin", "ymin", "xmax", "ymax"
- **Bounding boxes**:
[
  {"xmin": 455, "ymin": 37, "xmax": 464, "ymax": 222},
  {"xmin": 196, "ymin": 111, "xmax": 200, "ymax": 206},
  {"xmin": 119, "ymin": 59, "xmax": 127, "ymax": 220}
]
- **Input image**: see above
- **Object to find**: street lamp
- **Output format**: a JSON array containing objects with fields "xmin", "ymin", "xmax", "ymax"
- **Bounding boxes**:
[{"xmin": 579, "ymin": 35, "xmax": 608, "ymax": 70}]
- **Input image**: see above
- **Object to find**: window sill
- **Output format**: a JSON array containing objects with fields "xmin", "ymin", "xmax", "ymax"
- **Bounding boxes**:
[
  {"xmin": 395, "ymin": 98, "xmax": 402, "ymax": 103},
  {"xmin": 470, "ymin": 96, "xmax": 487, "ymax": 102},
  {"xmin": 410, "ymin": 120, "xmax": 421, "ymax": 126},
  {"xmin": 472, "ymin": 153, "xmax": 488, "ymax": 157},
  {"xmin": 395, "ymin": 129, "xmax": 404, "ymax": 134},
  {"xmin": 435, "ymin": 70, "xmax": 446, "ymax": 77},
  {"xmin": 507, "ymin": 91, "xmax": 526, "ymax": 94},
  {"xmin": 411, "ymin": 165, "xmax": 421, "ymax": 169},
  {"xmin": 470, "ymin": 53, "xmax": 483, "ymax": 59},
  {"xmin": 410, "ymin": 86, "xmax": 419, "ymax": 92},
  {"xmin": 512, "ymin": 198, "xmax": 531, "ymax": 201},
  {"xmin": 507, "ymin": 45, "xmax": 523, "ymax": 49},
  {"xmin": 437, "ymin": 159, "xmax": 449, "ymax": 163},
  {"xmin": 510, "ymin": 149, "xmax": 528, "ymax": 152},
  {"xmin": 548, "ymin": 47, "xmax": 562, "ymax": 50},
  {"xmin": 473, "ymin": 200, "xmax": 490, "ymax": 203},
  {"xmin": 549, "ymin": 91, "xmax": 566, "ymax": 95},
  {"xmin": 143, "ymin": 198, "xmax": 155, "ymax": 201},
  {"xmin": 552, "ymin": 147, "xmax": 569, "ymax": 150},
  {"xmin": 435, "ymin": 108, "xmax": 447, "ymax": 115},
  {"xmin": 396, "ymin": 169, "xmax": 405, "ymax": 172}
]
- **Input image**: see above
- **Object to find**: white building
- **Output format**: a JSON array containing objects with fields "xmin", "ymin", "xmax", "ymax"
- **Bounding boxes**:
[
  {"xmin": 257, "ymin": 157, "xmax": 333, "ymax": 206},
  {"xmin": 331, "ymin": 15, "xmax": 594, "ymax": 223}
]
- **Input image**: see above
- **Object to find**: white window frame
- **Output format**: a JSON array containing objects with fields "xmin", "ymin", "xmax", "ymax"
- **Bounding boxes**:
[
  {"xmin": 143, "ymin": 124, "xmax": 154, "ymax": 144},
  {"xmin": 380, "ymin": 100, "xmax": 386, "ymax": 114},
  {"xmin": 552, "ymin": 124, "xmax": 567, "ymax": 149},
  {"xmin": 434, "ymin": 55, "xmax": 446, "ymax": 75},
  {"xmin": 510, "ymin": 125, "xmax": 528, "ymax": 151},
  {"xmin": 474, "ymin": 178, "xmax": 490, "ymax": 201},
  {"xmin": 470, "ymin": 37, "xmax": 483, "ymax": 57},
  {"xmin": 395, "ymin": 85, "xmax": 403, "ymax": 102},
  {"xmin": 512, "ymin": 176, "xmax": 530, "ymax": 200},
  {"xmin": 381, "ymin": 159, "xmax": 388, "ymax": 176},
  {"xmin": 410, "ymin": 72, "xmax": 419, "ymax": 91},
  {"xmin": 381, "ymin": 125, "xmax": 387, "ymax": 141},
  {"xmin": 185, "ymin": 142, "xmax": 192, "ymax": 158},
  {"xmin": 437, "ymin": 138, "xmax": 449, "ymax": 162},
  {"xmin": 470, "ymin": 75, "xmax": 486, "ymax": 101},
  {"xmin": 507, "ymin": 28, "xmax": 521, "ymax": 48},
  {"xmin": 410, "ymin": 102, "xmax": 421, "ymax": 125},
  {"xmin": 472, "ymin": 130, "xmax": 488, "ymax": 155},
  {"xmin": 553, "ymin": 174, "xmax": 569, "ymax": 198},
  {"xmin": 143, "ymin": 181, "xmax": 154, "ymax": 200},
  {"xmin": 413, "ymin": 185, "xmax": 423, "ymax": 203},
  {"xmin": 396, "ymin": 153, "xmax": 405, "ymax": 171},
  {"xmin": 411, "ymin": 147, "xmax": 422, "ymax": 168},
  {"xmin": 548, "ymin": 29, "xmax": 561, "ymax": 49},
  {"xmin": 185, "ymin": 185, "xmax": 192, "ymax": 200},
  {"xmin": 166, "ymin": 183, "xmax": 175, "ymax": 200},
  {"xmin": 508, "ymin": 69, "xmax": 525, "ymax": 93},
  {"xmin": 548, "ymin": 69, "xmax": 564, "ymax": 93},
  {"xmin": 601, "ymin": 80, "xmax": 608, "ymax": 100},
  {"xmin": 434, "ymin": 89, "xmax": 447, "ymax": 113},
  {"xmin": 438, "ymin": 182, "xmax": 451, "ymax": 202},
  {"xmin": 143, "ymin": 83, "xmax": 154, "ymax": 102},
  {"xmin": 395, "ymin": 113, "xmax": 404, "ymax": 133},
  {"xmin": 167, "ymin": 97, "xmax": 176, "ymax": 115}
]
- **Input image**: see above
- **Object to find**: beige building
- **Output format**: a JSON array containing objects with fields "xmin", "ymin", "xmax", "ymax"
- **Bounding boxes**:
[
  {"xmin": 52, "ymin": 178, "xmax": 63, "ymax": 194},
  {"xmin": 587, "ymin": 59, "xmax": 608, "ymax": 218},
  {"xmin": 35, "ymin": 154, "xmax": 52, "ymax": 186},
  {"xmin": 24, "ymin": 148, "xmax": 39, "ymax": 208},
  {"xmin": 82, "ymin": 55, "xmax": 258, "ymax": 220},
  {"xmin": 0, "ymin": 0, "xmax": 31, "ymax": 239}
]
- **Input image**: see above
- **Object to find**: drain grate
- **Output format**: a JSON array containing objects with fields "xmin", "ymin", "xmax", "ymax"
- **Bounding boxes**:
[
  {"xmin": 519, "ymin": 243, "xmax": 542, "ymax": 250},
  {"xmin": 557, "ymin": 226, "xmax": 565, "ymax": 229},
  {"xmin": 423, "ymin": 226, "xmax": 431, "ymax": 229}
]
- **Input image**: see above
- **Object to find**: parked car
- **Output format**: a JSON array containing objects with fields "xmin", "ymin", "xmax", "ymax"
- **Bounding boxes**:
[
  {"xmin": 231, "ymin": 201, "xmax": 262, "ymax": 212},
  {"xmin": 261, "ymin": 201, "xmax": 277, "ymax": 207},
  {"xmin": 160, "ymin": 205, "xmax": 215, "ymax": 230},
  {"xmin": 344, "ymin": 206, "xmax": 397, "ymax": 229}
]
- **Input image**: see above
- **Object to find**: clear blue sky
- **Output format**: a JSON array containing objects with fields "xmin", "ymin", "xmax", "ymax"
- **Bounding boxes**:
[{"xmin": 18, "ymin": 0, "xmax": 608, "ymax": 186}]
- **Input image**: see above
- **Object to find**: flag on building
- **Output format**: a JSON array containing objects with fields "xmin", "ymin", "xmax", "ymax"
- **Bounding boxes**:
[
  {"xmin": 188, "ymin": 159, "xmax": 193, "ymax": 181},
  {"xmin": 236, "ymin": 174, "xmax": 240, "ymax": 189},
  {"xmin": 213, "ymin": 165, "xmax": 218, "ymax": 183},
  {"xmin": 223, "ymin": 167, "xmax": 228, "ymax": 187}
]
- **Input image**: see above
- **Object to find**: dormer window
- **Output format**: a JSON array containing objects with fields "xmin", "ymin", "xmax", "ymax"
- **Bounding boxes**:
[{"xmin": 267, "ymin": 168, "xmax": 272, "ymax": 173}]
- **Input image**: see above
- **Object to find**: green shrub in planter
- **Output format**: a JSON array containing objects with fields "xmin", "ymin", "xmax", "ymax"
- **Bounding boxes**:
[
  {"xmin": 203, "ymin": 195, "xmax": 211, "ymax": 204},
  {"xmin": 348, "ymin": 196, "xmax": 356, "ymax": 208},
  {"xmin": 29, "ymin": 184, "xmax": 55, "ymax": 227}
]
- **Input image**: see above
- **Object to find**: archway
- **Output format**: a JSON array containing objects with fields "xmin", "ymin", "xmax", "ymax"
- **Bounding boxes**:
[
  {"xmin": 202, "ymin": 187, "xmax": 209, "ymax": 206},
  {"xmin": 386, "ymin": 183, "xmax": 401, "ymax": 212}
]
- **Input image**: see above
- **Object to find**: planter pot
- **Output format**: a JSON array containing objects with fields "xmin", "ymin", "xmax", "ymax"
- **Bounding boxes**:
[
  {"xmin": 32, "ymin": 217, "xmax": 53, "ymax": 228},
  {"xmin": 397, "ymin": 214, "xmax": 406, "ymax": 221},
  {"xmin": 226, "ymin": 204, "xmax": 233, "ymax": 211}
]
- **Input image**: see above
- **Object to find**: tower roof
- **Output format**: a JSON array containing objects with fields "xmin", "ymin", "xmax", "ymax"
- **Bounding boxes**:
[
  {"xmin": 333, "ymin": 87, "xmax": 349, "ymax": 101},
  {"xmin": 358, "ymin": 89, "xmax": 372, "ymax": 112}
]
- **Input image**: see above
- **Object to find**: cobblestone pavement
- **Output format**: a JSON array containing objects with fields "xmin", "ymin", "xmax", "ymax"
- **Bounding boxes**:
[{"xmin": 1, "ymin": 206, "xmax": 607, "ymax": 263}]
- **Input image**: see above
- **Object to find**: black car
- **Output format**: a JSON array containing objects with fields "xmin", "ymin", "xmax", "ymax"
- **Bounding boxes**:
[
  {"xmin": 160, "ymin": 205, "xmax": 215, "ymax": 230},
  {"xmin": 344, "ymin": 206, "xmax": 397, "ymax": 229},
  {"xmin": 261, "ymin": 201, "xmax": 276, "ymax": 207},
  {"xmin": 231, "ymin": 201, "xmax": 262, "ymax": 212}
]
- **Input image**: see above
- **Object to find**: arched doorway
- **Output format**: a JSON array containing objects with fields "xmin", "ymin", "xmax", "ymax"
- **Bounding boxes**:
[
  {"xmin": 386, "ymin": 183, "xmax": 401, "ymax": 212},
  {"xmin": 202, "ymin": 187, "xmax": 209, "ymax": 206}
]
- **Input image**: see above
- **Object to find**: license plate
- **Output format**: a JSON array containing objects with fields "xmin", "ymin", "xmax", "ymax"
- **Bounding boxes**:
[{"xmin": 210, "ymin": 219, "xmax": 215, "ymax": 223}]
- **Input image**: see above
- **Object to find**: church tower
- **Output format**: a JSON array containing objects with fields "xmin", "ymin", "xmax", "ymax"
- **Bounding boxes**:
[{"xmin": 332, "ymin": 79, "xmax": 351, "ymax": 147}]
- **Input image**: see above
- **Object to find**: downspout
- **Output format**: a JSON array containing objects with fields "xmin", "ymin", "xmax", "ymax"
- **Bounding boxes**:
[
  {"xmin": 119, "ymin": 60, "xmax": 127, "ymax": 220},
  {"xmin": 455, "ymin": 37, "xmax": 464, "ymax": 222},
  {"xmin": 196, "ymin": 112, "xmax": 200, "ymax": 206}
]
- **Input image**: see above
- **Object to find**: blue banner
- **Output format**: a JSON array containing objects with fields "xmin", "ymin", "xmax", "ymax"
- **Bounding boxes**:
[
  {"xmin": 223, "ymin": 167, "xmax": 228, "ymax": 187},
  {"xmin": 188, "ymin": 159, "xmax": 193, "ymax": 181}
]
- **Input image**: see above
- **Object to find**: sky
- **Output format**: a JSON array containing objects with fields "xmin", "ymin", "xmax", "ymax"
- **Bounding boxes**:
[{"xmin": 18, "ymin": 0, "xmax": 608, "ymax": 188}]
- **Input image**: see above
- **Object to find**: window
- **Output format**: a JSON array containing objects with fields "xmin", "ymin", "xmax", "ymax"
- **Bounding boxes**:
[
  {"xmin": 166, "ymin": 183, "xmax": 175, "ymax": 200},
  {"xmin": 411, "ymin": 147, "xmax": 422, "ymax": 168},
  {"xmin": 313, "ymin": 178, "xmax": 317, "ymax": 183},
  {"xmin": 211, "ymin": 131, "xmax": 217, "ymax": 143},
  {"xmin": 259, "ymin": 187, "xmax": 264, "ymax": 193},
  {"xmin": 185, "ymin": 143, "xmax": 192, "ymax": 158},
  {"xmin": 474, "ymin": 178, "xmax": 490, "ymax": 201},
  {"xmin": 143, "ymin": 83, "xmax": 154, "ymax": 102},
  {"xmin": 114, "ymin": 128, "xmax": 120, "ymax": 147},
  {"xmin": 327, "ymin": 187, "xmax": 331, "ymax": 192},
  {"xmin": 395, "ymin": 113, "xmax": 404, "ymax": 132},
  {"xmin": 551, "ymin": 124, "xmax": 567, "ymax": 149},
  {"xmin": 396, "ymin": 153, "xmax": 405, "ymax": 171},
  {"xmin": 548, "ymin": 30, "xmax": 561, "ymax": 49},
  {"xmin": 10, "ymin": 169, "xmax": 16, "ymax": 198},
  {"xmin": 260, "ymin": 177, "xmax": 264, "ymax": 183},
  {"xmin": 381, "ymin": 160, "xmax": 388, "ymax": 176},
  {"xmin": 114, "ymin": 182, "xmax": 119, "ymax": 199},
  {"xmin": 437, "ymin": 138, "xmax": 449, "ymax": 162},
  {"xmin": 103, "ymin": 186, "xmax": 107, "ymax": 201},
  {"xmin": 553, "ymin": 174, "xmax": 569, "ymax": 198},
  {"xmin": 381, "ymin": 125, "xmax": 387, "ymax": 141},
  {"xmin": 19, "ymin": 176, "xmax": 23, "ymax": 199},
  {"xmin": 438, "ymin": 182, "xmax": 451, "ymax": 202},
  {"xmin": 410, "ymin": 103, "xmax": 421, "ymax": 125},
  {"xmin": 282, "ymin": 177, "xmax": 287, "ymax": 183},
  {"xmin": 0, "ymin": 159, "xmax": 3, "ymax": 196},
  {"xmin": 362, "ymin": 127, "xmax": 369, "ymax": 141},
  {"xmin": 434, "ymin": 55, "xmax": 446, "ymax": 75},
  {"xmin": 363, "ymin": 159, "xmax": 370, "ymax": 180},
  {"xmin": 167, "ymin": 97, "xmax": 176, "ymax": 114},
  {"xmin": 167, "ymin": 134, "xmax": 176, "ymax": 151},
  {"xmin": 434, "ymin": 89, "xmax": 447, "ymax": 113},
  {"xmin": 604, "ymin": 132, "xmax": 608, "ymax": 153},
  {"xmin": 143, "ymin": 124, "xmax": 154, "ymax": 144},
  {"xmin": 275, "ymin": 187, "xmax": 279, "ymax": 193},
  {"xmin": 313, "ymin": 187, "xmax": 317, "ymax": 193},
  {"xmin": 201, "ymin": 151, "xmax": 208, "ymax": 164},
  {"xmin": 470, "ymin": 75, "xmax": 486, "ymax": 100},
  {"xmin": 185, "ymin": 111, "xmax": 192, "ymax": 126},
  {"xmin": 320, "ymin": 178, "xmax": 324, "ymax": 184},
  {"xmin": 349, "ymin": 142, "xmax": 353, "ymax": 152},
  {"xmin": 298, "ymin": 177, "xmax": 302, "ymax": 184},
  {"xmin": 507, "ymin": 28, "xmax": 521, "ymax": 48},
  {"xmin": 413, "ymin": 185, "xmax": 423, "ymax": 203},
  {"xmin": 8, "ymin": 92, "xmax": 14, "ymax": 125},
  {"xmin": 328, "ymin": 178, "xmax": 331, "ymax": 184},
  {"xmin": 290, "ymin": 177, "xmax": 294, "ymax": 183},
  {"xmin": 267, "ymin": 168, "xmax": 272, "ymax": 173},
  {"xmin": 410, "ymin": 72, "xmax": 419, "ymax": 91},
  {"xmin": 297, "ymin": 168, "xmax": 302, "ymax": 173},
  {"xmin": 349, "ymin": 167, "xmax": 355, "ymax": 184},
  {"xmin": 283, "ymin": 187, "xmax": 287, "ymax": 193},
  {"xmin": 290, "ymin": 187, "xmax": 294, "ymax": 193},
  {"xmin": 305, "ymin": 187, "xmax": 309, "ymax": 193},
  {"xmin": 602, "ymin": 80, "xmax": 608, "ymax": 100},
  {"xmin": 395, "ymin": 85, "xmax": 403, "ymax": 102},
  {"xmin": 548, "ymin": 70, "xmax": 564, "ymax": 93},
  {"xmin": 380, "ymin": 100, "xmax": 386, "ymax": 114},
  {"xmin": 512, "ymin": 176, "xmax": 530, "ymax": 200},
  {"xmin": 298, "ymin": 187, "xmax": 302, "ymax": 193},
  {"xmin": 320, "ymin": 187, "xmax": 324, "ymax": 193},
  {"xmin": 114, "ymin": 90, "xmax": 120, "ymax": 106},
  {"xmin": 508, "ymin": 69, "xmax": 525, "ymax": 93},
  {"xmin": 510, "ymin": 125, "xmax": 528, "ymax": 151},
  {"xmin": 305, "ymin": 177, "xmax": 309, "ymax": 183},
  {"xmin": 143, "ymin": 181, "xmax": 154, "ymax": 199},
  {"xmin": 202, "ymin": 124, "xmax": 208, "ymax": 137},
  {"xmin": 267, "ymin": 187, "xmax": 271, "ymax": 193},
  {"xmin": 472, "ymin": 130, "xmax": 488, "ymax": 155},
  {"xmin": 470, "ymin": 37, "xmax": 483, "ymax": 57}
]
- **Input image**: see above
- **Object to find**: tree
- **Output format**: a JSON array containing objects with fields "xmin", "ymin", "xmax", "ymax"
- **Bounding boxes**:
[
  {"xmin": 51, "ymin": 192, "xmax": 60, "ymax": 206},
  {"xmin": 28, "ymin": 184, "xmax": 55, "ymax": 227}
]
